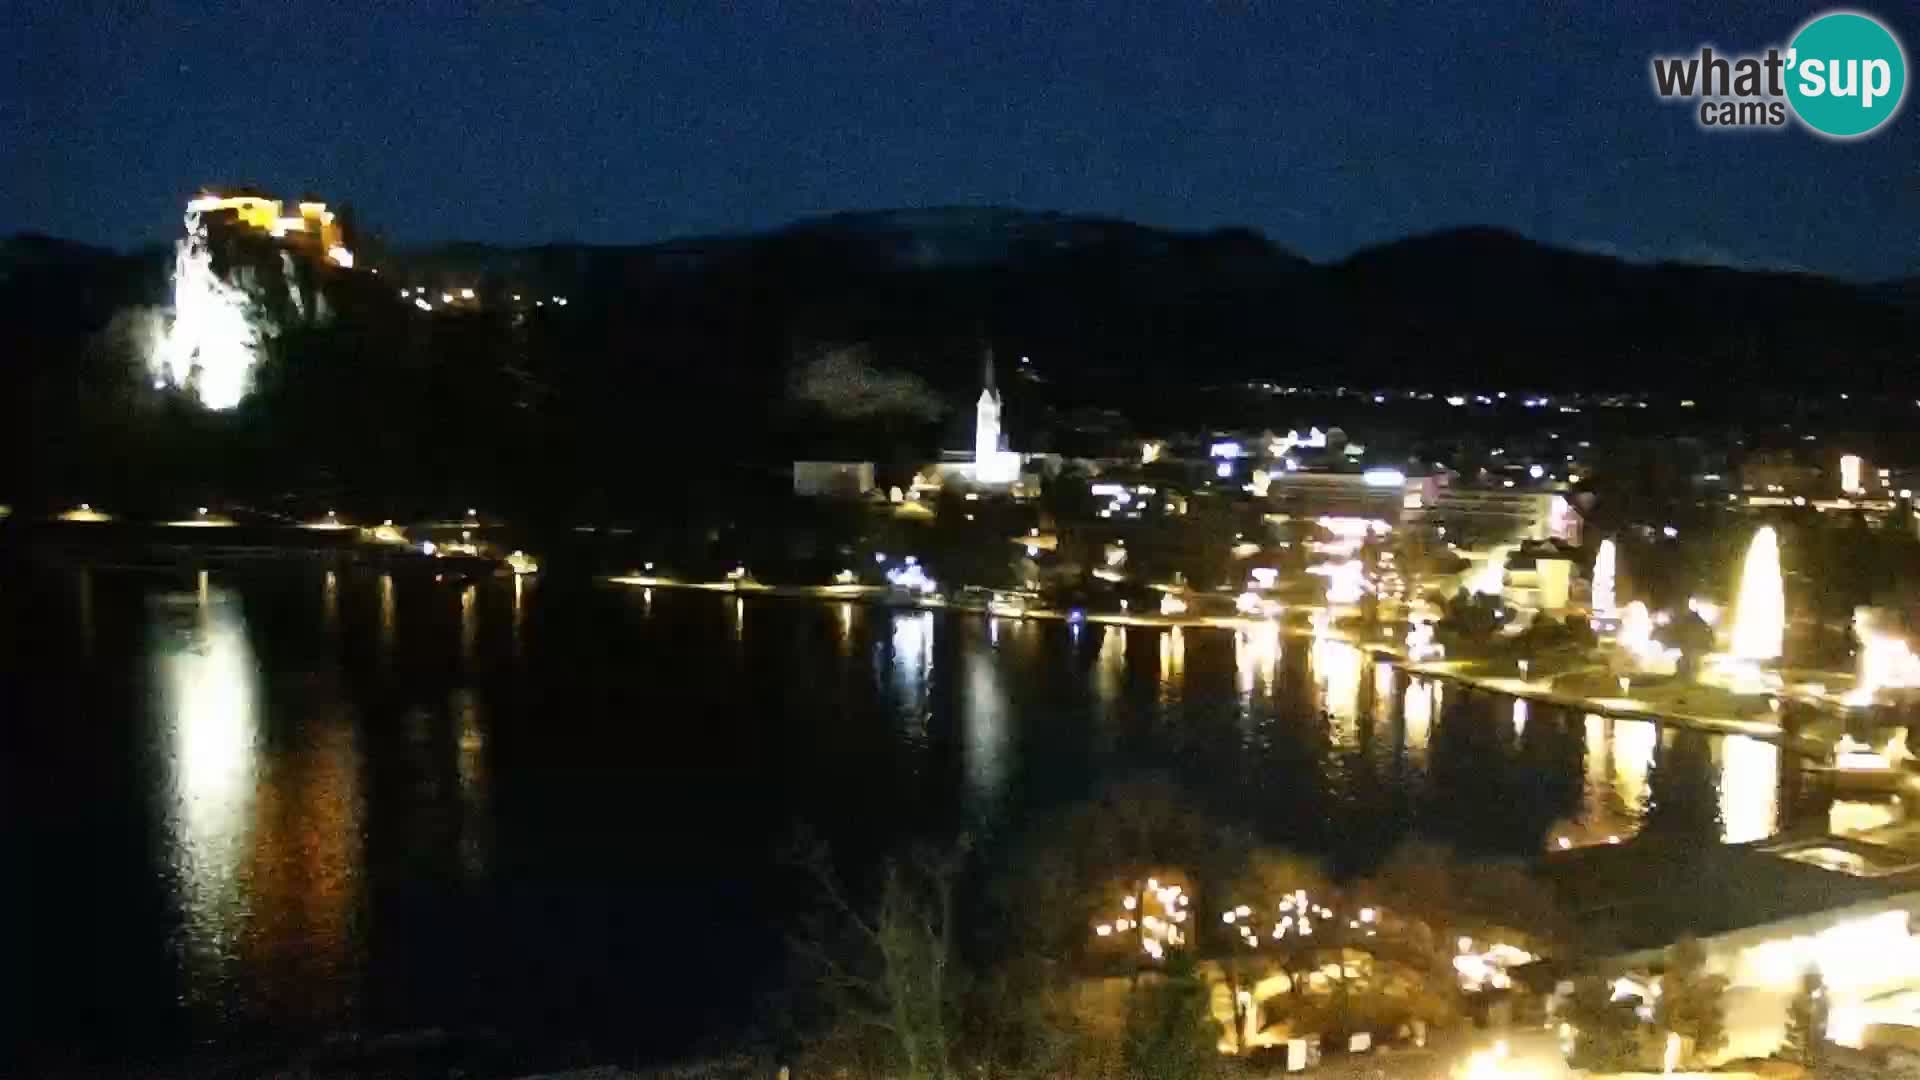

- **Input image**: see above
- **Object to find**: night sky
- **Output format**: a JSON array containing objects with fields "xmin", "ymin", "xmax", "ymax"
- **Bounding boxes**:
[{"xmin": 5, "ymin": 1, "xmax": 1915, "ymax": 279}]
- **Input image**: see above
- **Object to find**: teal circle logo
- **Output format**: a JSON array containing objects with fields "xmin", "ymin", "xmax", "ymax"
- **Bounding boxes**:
[{"xmin": 1786, "ymin": 11, "xmax": 1906, "ymax": 137}]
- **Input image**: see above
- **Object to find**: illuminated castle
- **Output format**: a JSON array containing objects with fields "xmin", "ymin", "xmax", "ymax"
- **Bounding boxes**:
[
  {"xmin": 187, "ymin": 190, "xmax": 355, "ymax": 268},
  {"xmin": 151, "ymin": 188, "xmax": 356, "ymax": 410}
]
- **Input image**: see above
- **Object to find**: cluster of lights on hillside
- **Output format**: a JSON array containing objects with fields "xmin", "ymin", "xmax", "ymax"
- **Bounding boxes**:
[{"xmin": 399, "ymin": 285, "xmax": 569, "ymax": 311}]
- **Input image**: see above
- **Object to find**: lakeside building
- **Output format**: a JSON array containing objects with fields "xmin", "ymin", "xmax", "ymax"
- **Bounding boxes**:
[
  {"xmin": 1259, "ymin": 466, "xmax": 1577, "ymax": 546},
  {"xmin": 1545, "ymin": 836, "xmax": 1920, "ymax": 1062},
  {"xmin": 1424, "ymin": 484, "xmax": 1581, "ymax": 546},
  {"xmin": 1261, "ymin": 468, "xmax": 1413, "ymax": 522}
]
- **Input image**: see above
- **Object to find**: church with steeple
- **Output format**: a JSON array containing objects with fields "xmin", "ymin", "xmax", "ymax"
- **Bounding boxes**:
[
  {"xmin": 971, "ymin": 346, "xmax": 1020, "ymax": 486},
  {"xmin": 794, "ymin": 341, "xmax": 1036, "ymax": 501}
]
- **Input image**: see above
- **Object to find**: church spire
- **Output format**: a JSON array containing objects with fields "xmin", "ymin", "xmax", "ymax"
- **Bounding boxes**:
[{"xmin": 981, "ymin": 340, "xmax": 997, "ymax": 398}]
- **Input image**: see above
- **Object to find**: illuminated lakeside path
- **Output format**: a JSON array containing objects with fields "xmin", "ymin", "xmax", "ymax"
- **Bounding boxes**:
[{"xmin": 604, "ymin": 574, "xmax": 1828, "ymax": 749}]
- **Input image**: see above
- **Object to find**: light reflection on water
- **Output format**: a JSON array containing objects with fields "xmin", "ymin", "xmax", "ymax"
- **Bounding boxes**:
[
  {"xmin": 454, "ymin": 687, "xmax": 490, "ymax": 879},
  {"xmin": 1372, "ymin": 660, "xmax": 1397, "ymax": 735},
  {"xmin": 1157, "ymin": 626, "xmax": 1185, "ymax": 701},
  {"xmin": 1719, "ymin": 734, "xmax": 1780, "ymax": 844},
  {"xmin": 890, "ymin": 609, "xmax": 934, "ymax": 744},
  {"xmin": 1234, "ymin": 623, "xmax": 1280, "ymax": 697},
  {"xmin": 1095, "ymin": 625, "xmax": 1126, "ymax": 705},
  {"xmin": 835, "ymin": 601, "xmax": 855, "ymax": 656},
  {"xmin": 155, "ymin": 584, "xmax": 260, "ymax": 991},
  {"xmin": 31, "ymin": 577, "xmax": 1818, "ymax": 1060},
  {"xmin": 377, "ymin": 573, "xmax": 395, "ymax": 658},
  {"xmin": 1613, "ymin": 716, "xmax": 1658, "ymax": 818},
  {"xmin": 962, "ymin": 638, "xmax": 1009, "ymax": 814},
  {"xmin": 1402, "ymin": 676, "xmax": 1435, "ymax": 757},
  {"xmin": 1311, "ymin": 635, "xmax": 1363, "ymax": 746},
  {"xmin": 459, "ymin": 584, "xmax": 477, "ymax": 667}
]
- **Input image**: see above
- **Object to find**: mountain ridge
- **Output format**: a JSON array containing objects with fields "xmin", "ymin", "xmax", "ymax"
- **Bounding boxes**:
[{"xmin": 4, "ymin": 208, "xmax": 1913, "ymax": 400}]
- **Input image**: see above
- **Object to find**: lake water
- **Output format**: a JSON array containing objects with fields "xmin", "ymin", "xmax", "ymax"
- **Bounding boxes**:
[{"xmin": 0, "ymin": 565, "xmax": 1819, "ymax": 1069}]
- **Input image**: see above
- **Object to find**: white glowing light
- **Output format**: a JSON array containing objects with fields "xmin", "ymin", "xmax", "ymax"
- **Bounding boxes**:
[
  {"xmin": 885, "ymin": 563, "xmax": 937, "ymax": 594},
  {"xmin": 1841, "ymin": 454, "xmax": 1864, "ymax": 495},
  {"xmin": 1618, "ymin": 601, "xmax": 1679, "ymax": 674},
  {"xmin": 1362, "ymin": 468, "xmax": 1405, "ymax": 488},
  {"xmin": 1452, "ymin": 942, "xmax": 1536, "ymax": 992},
  {"xmin": 973, "ymin": 372, "xmax": 1019, "ymax": 485},
  {"xmin": 1406, "ymin": 620, "xmax": 1444, "ymax": 661},
  {"xmin": 1592, "ymin": 539, "xmax": 1617, "ymax": 614},
  {"xmin": 326, "ymin": 244, "xmax": 354, "ymax": 268},
  {"xmin": 1159, "ymin": 593, "xmax": 1188, "ymax": 617},
  {"xmin": 1729, "ymin": 526, "xmax": 1784, "ymax": 662},
  {"xmin": 152, "ymin": 201, "xmax": 271, "ymax": 409},
  {"xmin": 1466, "ymin": 546, "xmax": 1511, "ymax": 597},
  {"xmin": 1312, "ymin": 559, "xmax": 1365, "ymax": 605},
  {"xmin": 1849, "ymin": 608, "xmax": 1920, "ymax": 704}
]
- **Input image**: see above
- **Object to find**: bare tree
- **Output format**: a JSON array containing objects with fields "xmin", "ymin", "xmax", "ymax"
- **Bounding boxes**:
[{"xmin": 791, "ymin": 834, "xmax": 969, "ymax": 1080}]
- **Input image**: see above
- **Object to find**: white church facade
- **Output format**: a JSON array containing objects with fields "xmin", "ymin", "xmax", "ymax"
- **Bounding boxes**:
[{"xmin": 969, "ymin": 351, "xmax": 1022, "ymax": 487}]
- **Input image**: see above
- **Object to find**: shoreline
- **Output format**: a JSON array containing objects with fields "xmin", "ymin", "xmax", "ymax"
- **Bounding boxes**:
[{"xmin": 602, "ymin": 575, "xmax": 1825, "ymax": 750}]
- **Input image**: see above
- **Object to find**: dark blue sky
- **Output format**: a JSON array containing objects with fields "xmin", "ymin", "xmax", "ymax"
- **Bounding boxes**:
[{"xmin": 5, "ymin": 1, "xmax": 1915, "ymax": 279}]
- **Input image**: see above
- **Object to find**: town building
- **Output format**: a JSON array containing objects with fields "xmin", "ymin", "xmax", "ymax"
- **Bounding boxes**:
[
  {"xmin": 1546, "ymin": 836, "xmax": 1920, "ymax": 1062},
  {"xmin": 792, "ymin": 461, "xmax": 876, "ymax": 498}
]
